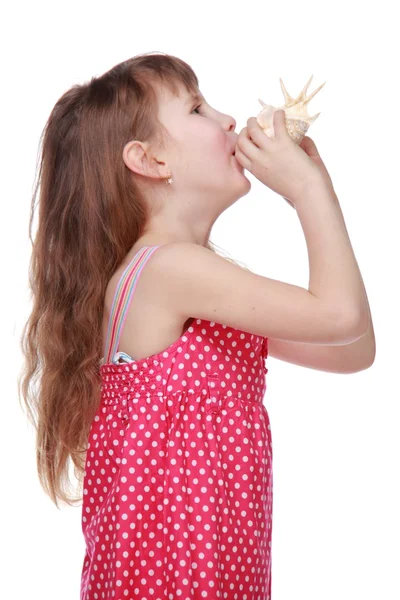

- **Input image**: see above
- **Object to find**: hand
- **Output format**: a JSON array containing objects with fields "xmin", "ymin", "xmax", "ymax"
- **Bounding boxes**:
[
  {"xmin": 281, "ymin": 136, "xmax": 333, "ymax": 209},
  {"xmin": 234, "ymin": 110, "xmax": 325, "ymax": 206},
  {"xmin": 298, "ymin": 135, "xmax": 333, "ymax": 189}
]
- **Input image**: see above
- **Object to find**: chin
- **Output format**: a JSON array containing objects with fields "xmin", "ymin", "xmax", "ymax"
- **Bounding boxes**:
[
  {"xmin": 225, "ymin": 177, "xmax": 251, "ymax": 208},
  {"xmin": 237, "ymin": 172, "xmax": 252, "ymax": 195}
]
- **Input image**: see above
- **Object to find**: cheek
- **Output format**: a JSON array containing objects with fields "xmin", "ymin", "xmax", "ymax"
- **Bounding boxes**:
[
  {"xmin": 193, "ymin": 122, "xmax": 228, "ymax": 159},
  {"xmin": 211, "ymin": 129, "xmax": 228, "ymax": 158}
]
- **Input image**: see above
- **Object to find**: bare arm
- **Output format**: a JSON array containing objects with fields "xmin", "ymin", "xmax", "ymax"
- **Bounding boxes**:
[
  {"xmin": 266, "ymin": 181, "xmax": 375, "ymax": 372},
  {"xmin": 267, "ymin": 288, "xmax": 375, "ymax": 373},
  {"xmin": 145, "ymin": 179, "xmax": 369, "ymax": 347},
  {"xmin": 296, "ymin": 179, "xmax": 369, "ymax": 330}
]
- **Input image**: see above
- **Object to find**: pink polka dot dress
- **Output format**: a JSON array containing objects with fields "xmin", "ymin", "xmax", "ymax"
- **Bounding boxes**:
[{"xmin": 80, "ymin": 245, "xmax": 273, "ymax": 599}]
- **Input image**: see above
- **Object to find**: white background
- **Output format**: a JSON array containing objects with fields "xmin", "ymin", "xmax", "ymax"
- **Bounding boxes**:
[{"xmin": 1, "ymin": 0, "xmax": 399, "ymax": 598}]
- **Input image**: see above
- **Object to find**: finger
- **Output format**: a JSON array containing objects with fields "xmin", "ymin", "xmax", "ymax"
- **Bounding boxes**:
[
  {"xmin": 299, "ymin": 135, "xmax": 316, "ymax": 149},
  {"xmin": 234, "ymin": 146, "xmax": 252, "ymax": 171},
  {"xmin": 236, "ymin": 129, "xmax": 260, "ymax": 163},
  {"xmin": 246, "ymin": 117, "xmax": 269, "ymax": 149},
  {"xmin": 299, "ymin": 136, "xmax": 321, "ymax": 160},
  {"xmin": 273, "ymin": 109, "xmax": 289, "ymax": 140}
]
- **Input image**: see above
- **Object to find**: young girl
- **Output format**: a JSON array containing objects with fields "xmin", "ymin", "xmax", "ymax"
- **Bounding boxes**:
[{"xmin": 19, "ymin": 52, "xmax": 375, "ymax": 600}]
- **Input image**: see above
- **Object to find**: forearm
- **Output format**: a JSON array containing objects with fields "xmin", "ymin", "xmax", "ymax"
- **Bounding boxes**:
[
  {"xmin": 331, "ymin": 183, "xmax": 374, "ymax": 347},
  {"xmin": 295, "ymin": 179, "xmax": 369, "ymax": 326},
  {"xmin": 338, "ymin": 246, "xmax": 376, "ymax": 363}
]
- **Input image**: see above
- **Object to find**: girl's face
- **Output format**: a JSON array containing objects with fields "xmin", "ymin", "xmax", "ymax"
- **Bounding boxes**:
[{"xmin": 156, "ymin": 84, "xmax": 251, "ymax": 204}]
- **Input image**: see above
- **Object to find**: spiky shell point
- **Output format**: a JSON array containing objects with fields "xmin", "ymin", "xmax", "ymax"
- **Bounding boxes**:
[{"xmin": 256, "ymin": 75, "xmax": 326, "ymax": 144}]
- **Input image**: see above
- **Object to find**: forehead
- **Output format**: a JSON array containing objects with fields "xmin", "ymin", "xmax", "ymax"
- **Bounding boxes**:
[
  {"xmin": 187, "ymin": 91, "xmax": 204, "ymax": 104},
  {"xmin": 156, "ymin": 81, "xmax": 204, "ymax": 106}
]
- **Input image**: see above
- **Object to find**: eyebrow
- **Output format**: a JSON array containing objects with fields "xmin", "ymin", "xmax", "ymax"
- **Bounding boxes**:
[{"xmin": 186, "ymin": 93, "xmax": 204, "ymax": 105}]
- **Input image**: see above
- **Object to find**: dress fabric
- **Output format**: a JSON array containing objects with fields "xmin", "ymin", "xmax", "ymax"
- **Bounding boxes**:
[{"xmin": 80, "ymin": 245, "xmax": 273, "ymax": 600}]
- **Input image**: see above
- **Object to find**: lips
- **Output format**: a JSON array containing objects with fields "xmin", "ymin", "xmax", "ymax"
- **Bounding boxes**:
[
  {"xmin": 232, "ymin": 154, "xmax": 244, "ymax": 170},
  {"xmin": 229, "ymin": 137, "xmax": 238, "ymax": 156}
]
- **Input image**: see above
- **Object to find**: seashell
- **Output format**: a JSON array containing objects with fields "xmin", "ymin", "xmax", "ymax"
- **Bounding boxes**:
[{"xmin": 256, "ymin": 75, "xmax": 326, "ymax": 144}]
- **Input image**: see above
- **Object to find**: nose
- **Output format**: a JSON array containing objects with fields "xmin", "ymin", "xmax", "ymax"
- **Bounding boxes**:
[
  {"xmin": 222, "ymin": 114, "xmax": 236, "ymax": 132},
  {"xmin": 228, "ymin": 117, "xmax": 236, "ymax": 131}
]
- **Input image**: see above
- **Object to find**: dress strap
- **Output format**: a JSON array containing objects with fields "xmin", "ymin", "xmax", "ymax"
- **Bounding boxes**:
[{"xmin": 102, "ymin": 245, "xmax": 162, "ymax": 364}]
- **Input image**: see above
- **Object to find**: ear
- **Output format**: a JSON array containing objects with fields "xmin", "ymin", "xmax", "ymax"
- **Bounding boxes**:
[{"xmin": 122, "ymin": 140, "xmax": 170, "ymax": 180}]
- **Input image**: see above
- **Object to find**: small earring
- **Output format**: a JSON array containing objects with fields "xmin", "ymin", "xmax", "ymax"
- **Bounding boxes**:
[{"xmin": 165, "ymin": 174, "xmax": 173, "ymax": 186}]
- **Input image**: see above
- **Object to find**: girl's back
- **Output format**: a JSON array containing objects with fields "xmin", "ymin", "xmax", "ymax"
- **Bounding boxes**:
[{"xmin": 101, "ymin": 241, "xmax": 196, "ymax": 365}]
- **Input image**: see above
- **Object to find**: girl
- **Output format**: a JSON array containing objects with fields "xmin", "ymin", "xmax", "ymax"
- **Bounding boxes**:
[{"xmin": 19, "ymin": 52, "xmax": 375, "ymax": 600}]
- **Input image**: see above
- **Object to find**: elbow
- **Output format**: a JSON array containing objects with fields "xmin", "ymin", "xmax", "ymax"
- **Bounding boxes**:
[
  {"xmin": 338, "ymin": 310, "xmax": 369, "ymax": 344},
  {"xmin": 363, "ymin": 342, "xmax": 376, "ymax": 370},
  {"xmin": 353, "ymin": 310, "xmax": 371, "ymax": 339}
]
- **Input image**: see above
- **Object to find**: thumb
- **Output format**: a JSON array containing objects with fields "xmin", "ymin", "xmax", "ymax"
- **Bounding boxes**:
[
  {"xmin": 299, "ymin": 135, "xmax": 320, "ymax": 158},
  {"xmin": 273, "ymin": 109, "xmax": 288, "ymax": 139}
]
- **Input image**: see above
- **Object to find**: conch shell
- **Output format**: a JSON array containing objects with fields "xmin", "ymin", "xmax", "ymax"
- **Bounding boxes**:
[{"xmin": 257, "ymin": 75, "xmax": 326, "ymax": 144}]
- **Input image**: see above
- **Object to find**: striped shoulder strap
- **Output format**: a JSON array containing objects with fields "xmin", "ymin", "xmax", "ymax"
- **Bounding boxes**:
[{"xmin": 102, "ymin": 245, "xmax": 162, "ymax": 364}]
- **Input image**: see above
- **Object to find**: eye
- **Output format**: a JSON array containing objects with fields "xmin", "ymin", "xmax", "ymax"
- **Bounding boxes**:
[{"xmin": 192, "ymin": 104, "xmax": 202, "ymax": 115}]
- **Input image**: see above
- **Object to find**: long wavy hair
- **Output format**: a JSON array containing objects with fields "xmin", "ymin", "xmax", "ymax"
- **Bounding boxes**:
[{"xmin": 18, "ymin": 51, "xmax": 252, "ymax": 509}]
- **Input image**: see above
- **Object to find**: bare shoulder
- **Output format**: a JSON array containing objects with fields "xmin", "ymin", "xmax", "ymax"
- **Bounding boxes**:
[{"xmin": 101, "ymin": 242, "xmax": 196, "ymax": 360}]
